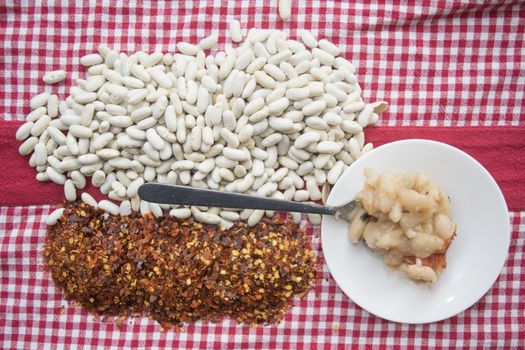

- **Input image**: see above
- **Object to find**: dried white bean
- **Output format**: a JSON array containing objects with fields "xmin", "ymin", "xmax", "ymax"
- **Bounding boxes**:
[
  {"xmin": 327, "ymin": 160, "xmax": 345, "ymax": 184},
  {"xmin": 293, "ymin": 189, "xmax": 309, "ymax": 202},
  {"xmin": 247, "ymin": 209, "xmax": 264, "ymax": 226},
  {"xmin": 229, "ymin": 20, "xmax": 243, "ymax": 43},
  {"xmin": 30, "ymin": 92, "xmax": 50, "ymax": 110},
  {"xmin": 278, "ymin": 0, "xmax": 291, "ymax": 21},
  {"xmin": 64, "ymin": 179, "xmax": 77, "ymax": 201},
  {"xmin": 46, "ymin": 208, "xmax": 65, "ymax": 225},
  {"xmin": 43, "ymin": 70, "xmax": 67, "ymax": 84},
  {"xmin": 81, "ymin": 192, "xmax": 98, "ymax": 208},
  {"xmin": 170, "ymin": 208, "xmax": 192, "ymax": 219},
  {"xmin": 98, "ymin": 199, "xmax": 120, "ymax": 215},
  {"xmin": 199, "ymin": 33, "xmax": 218, "ymax": 50},
  {"xmin": 300, "ymin": 30, "xmax": 318, "ymax": 49},
  {"xmin": 319, "ymin": 39, "xmax": 341, "ymax": 56}
]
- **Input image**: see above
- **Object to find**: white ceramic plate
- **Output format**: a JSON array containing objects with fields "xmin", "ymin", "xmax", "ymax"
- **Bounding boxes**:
[{"xmin": 321, "ymin": 139, "xmax": 510, "ymax": 324}]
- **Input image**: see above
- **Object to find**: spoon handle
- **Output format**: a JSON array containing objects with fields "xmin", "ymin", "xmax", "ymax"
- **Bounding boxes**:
[{"xmin": 138, "ymin": 183, "xmax": 334, "ymax": 215}]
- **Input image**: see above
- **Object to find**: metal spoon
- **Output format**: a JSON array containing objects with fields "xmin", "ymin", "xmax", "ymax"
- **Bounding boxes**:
[{"xmin": 138, "ymin": 183, "xmax": 365, "ymax": 221}]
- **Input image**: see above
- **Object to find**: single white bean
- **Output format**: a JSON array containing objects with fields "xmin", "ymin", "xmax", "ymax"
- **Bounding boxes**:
[
  {"xmin": 300, "ymin": 30, "xmax": 318, "ymax": 48},
  {"xmin": 247, "ymin": 209, "xmax": 264, "ymax": 226},
  {"xmin": 199, "ymin": 33, "xmax": 218, "ymax": 49},
  {"xmin": 192, "ymin": 207, "xmax": 221, "ymax": 224},
  {"xmin": 170, "ymin": 208, "xmax": 192, "ymax": 219},
  {"xmin": 319, "ymin": 39, "xmax": 341, "ymax": 56},
  {"xmin": 98, "ymin": 199, "xmax": 120, "ymax": 215},
  {"xmin": 81, "ymin": 192, "xmax": 98, "ymax": 208},
  {"xmin": 293, "ymin": 189, "xmax": 309, "ymax": 202},
  {"xmin": 278, "ymin": 0, "xmax": 291, "ymax": 21},
  {"xmin": 177, "ymin": 42, "xmax": 199, "ymax": 56},
  {"xmin": 229, "ymin": 20, "xmax": 243, "ymax": 42},
  {"xmin": 46, "ymin": 208, "xmax": 65, "ymax": 225},
  {"xmin": 30, "ymin": 92, "xmax": 50, "ymax": 110},
  {"xmin": 16, "ymin": 122, "xmax": 34, "ymax": 141},
  {"xmin": 43, "ymin": 70, "xmax": 67, "ymax": 84},
  {"xmin": 307, "ymin": 213, "xmax": 322, "ymax": 225},
  {"xmin": 46, "ymin": 167, "xmax": 67, "ymax": 184},
  {"xmin": 17, "ymin": 136, "xmax": 37, "ymax": 156},
  {"xmin": 69, "ymin": 125, "xmax": 93, "ymax": 138},
  {"xmin": 327, "ymin": 160, "xmax": 345, "ymax": 184},
  {"xmin": 223, "ymin": 147, "xmax": 248, "ymax": 161},
  {"xmin": 302, "ymin": 100, "xmax": 326, "ymax": 116},
  {"xmin": 64, "ymin": 179, "xmax": 77, "ymax": 201}
]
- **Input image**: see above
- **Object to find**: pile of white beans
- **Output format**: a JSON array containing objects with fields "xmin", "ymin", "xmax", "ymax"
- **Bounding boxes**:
[{"xmin": 16, "ymin": 23, "xmax": 387, "ymax": 228}]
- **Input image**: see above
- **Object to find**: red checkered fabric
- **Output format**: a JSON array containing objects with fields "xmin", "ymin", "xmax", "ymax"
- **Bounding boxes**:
[
  {"xmin": 0, "ymin": 0, "xmax": 524, "ymax": 348},
  {"xmin": 1, "ymin": 207, "xmax": 524, "ymax": 348}
]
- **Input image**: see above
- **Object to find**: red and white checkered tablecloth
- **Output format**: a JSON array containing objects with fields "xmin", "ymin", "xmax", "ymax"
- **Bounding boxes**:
[{"xmin": 1, "ymin": 1, "xmax": 524, "ymax": 348}]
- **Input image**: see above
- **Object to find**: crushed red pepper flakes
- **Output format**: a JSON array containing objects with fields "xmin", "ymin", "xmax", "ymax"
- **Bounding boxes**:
[{"xmin": 44, "ymin": 202, "xmax": 317, "ymax": 328}]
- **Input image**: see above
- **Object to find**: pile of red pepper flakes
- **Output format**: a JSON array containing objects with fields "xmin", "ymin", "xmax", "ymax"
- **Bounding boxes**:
[{"xmin": 44, "ymin": 202, "xmax": 317, "ymax": 328}]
